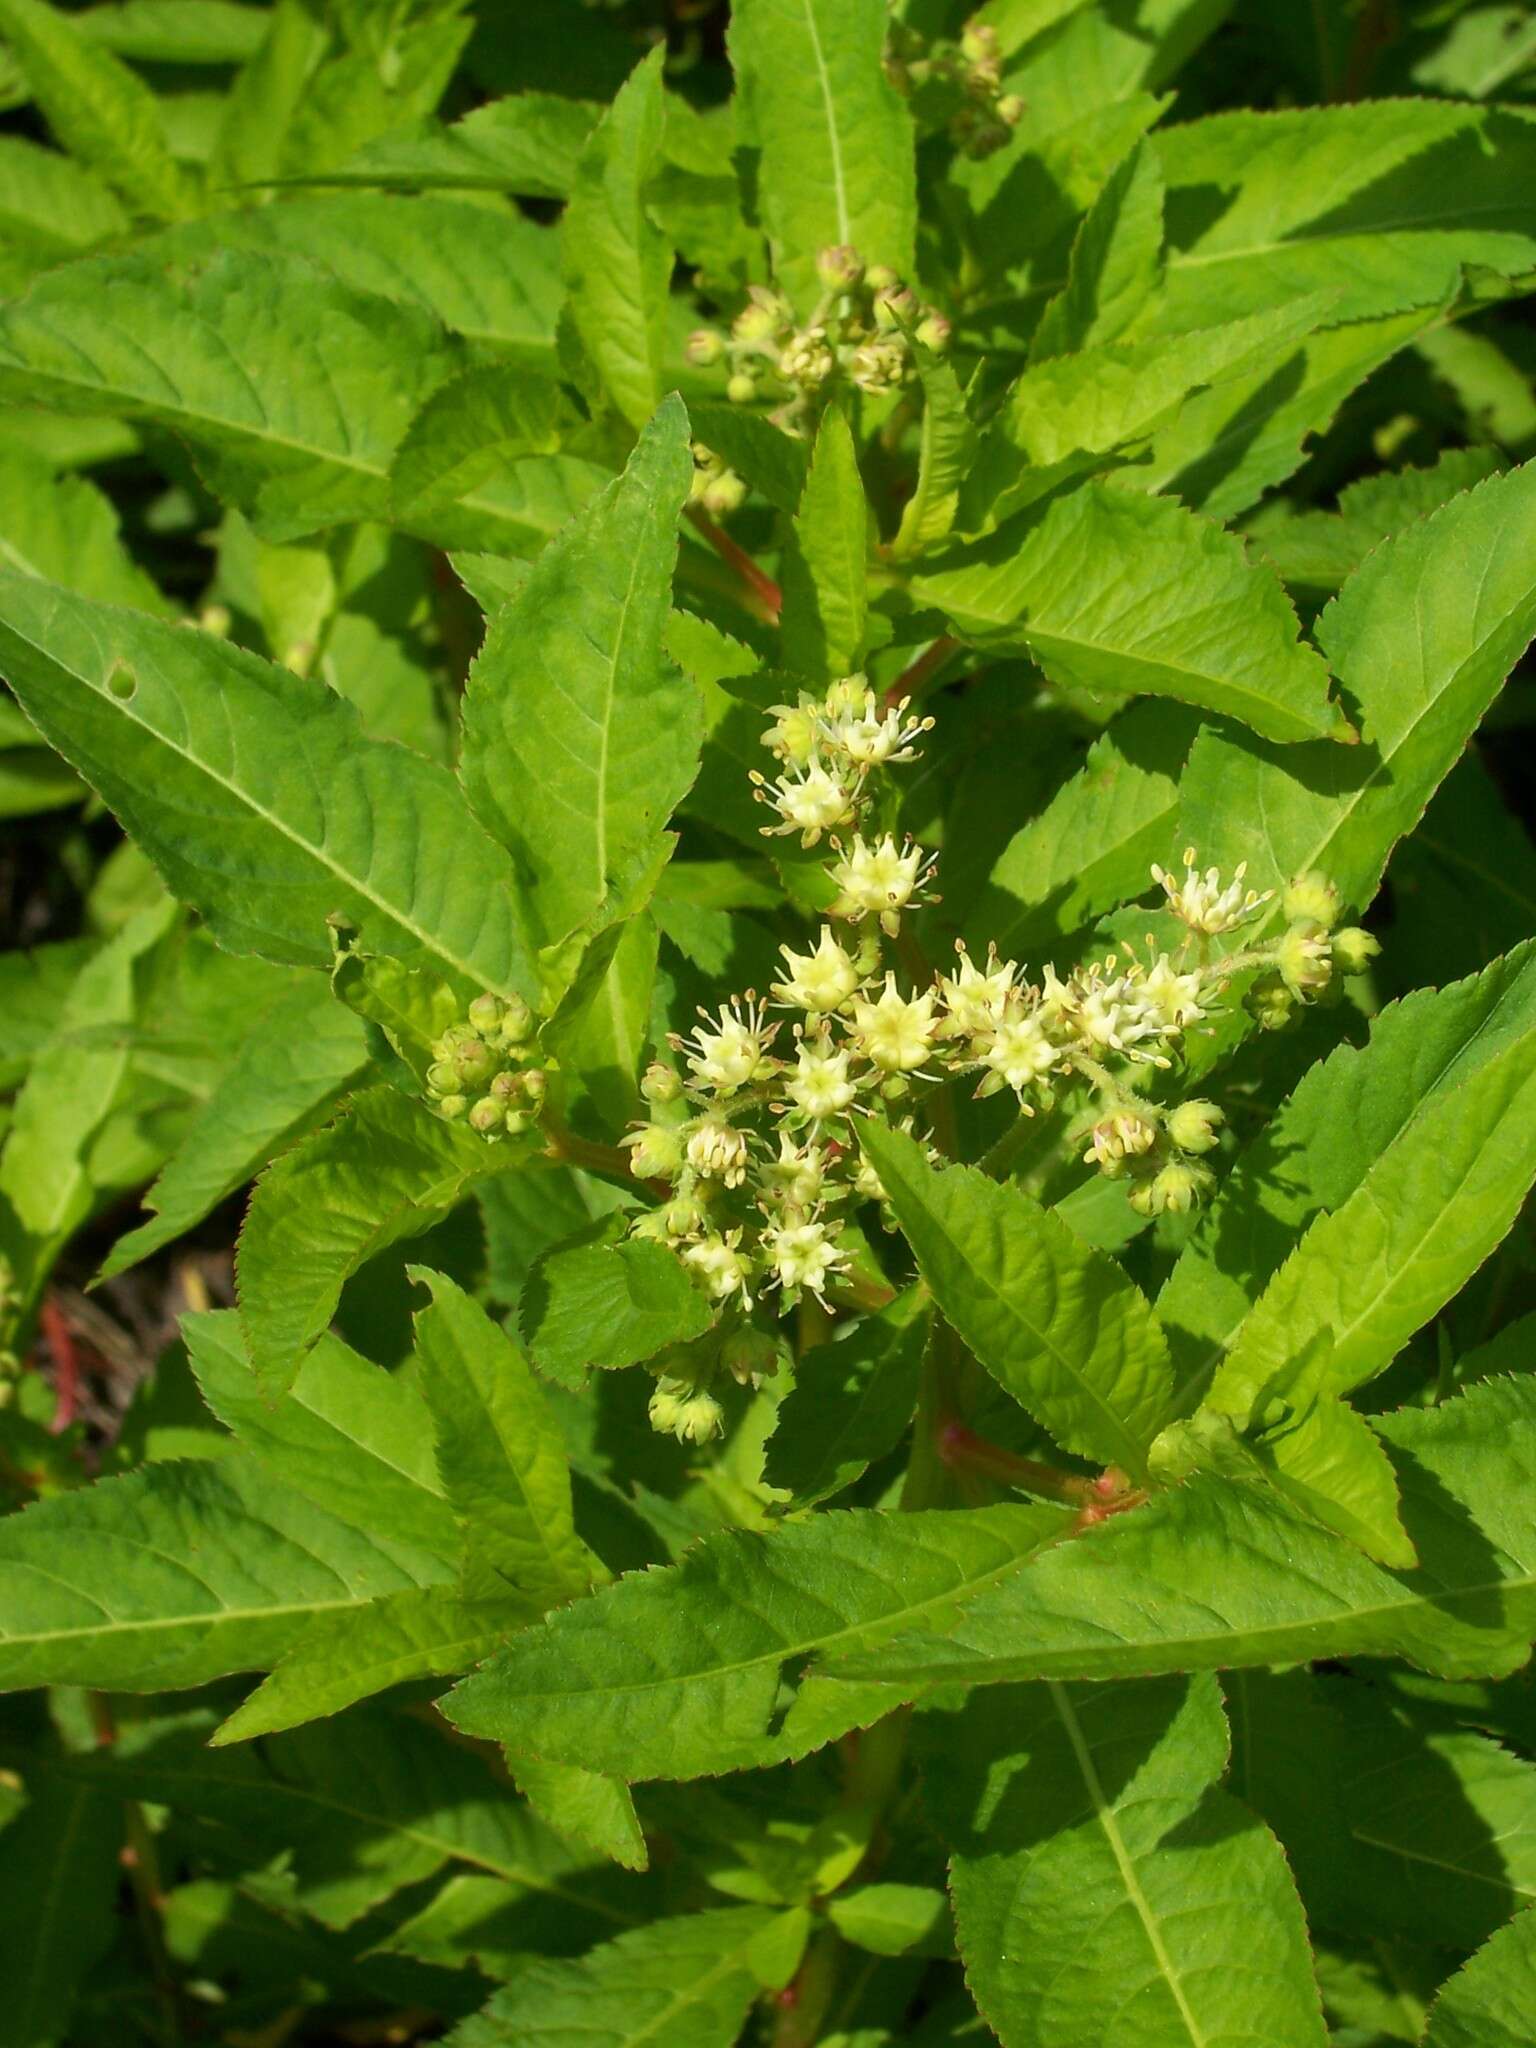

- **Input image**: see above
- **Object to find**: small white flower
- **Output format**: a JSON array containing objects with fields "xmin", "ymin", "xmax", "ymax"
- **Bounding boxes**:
[
  {"xmin": 981, "ymin": 1006, "xmax": 1059, "ymax": 1093},
  {"xmin": 779, "ymin": 328, "xmax": 835, "ymax": 387},
  {"xmin": 763, "ymin": 696, "xmax": 820, "ymax": 767},
  {"xmin": 772, "ymin": 927, "xmax": 863, "ymax": 1012},
  {"xmin": 829, "ymin": 833, "xmax": 937, "ymax": 934},
  {"xmin": 1083, "ymin": 1112, "xmax": 1157, "ymax": 1170},
  {"xmin": 686, "ymin": 1116, "xmax": 751, "ymax": 1187},
  {"xmin": 848, "ymin": 973, "xmax": 940, "ymax": 1073},
  {"xmin": 1137, "ymin": 954, "xmax": 1208, "ymax": 1034},
  {"xmin": 818, "ymin": 687, "xmax": 932, "ymax": 769},
  {"xmin": 683, "ymin": 1229, "xmax": 754, "ymax": 1304},
  {"xmin": 1070, "ymin": 968, "xmax": 1163, "ymax": 1058},
  {"xmin": 757, "ymin": 1133, "xmax": 832, "ymax": 1211},
  {"xmin": 754, "ymin": 759, "xmax": 858, "ymax": 845},
  {"xmin": 677, "ymin": 998, "xmax": 775, "ymax": 1095},
  {"xmin": 939, "ymin": 945, "xmax": 1018, "ymax": 1039},
  {"xmin": 785, "ymin": 1039, "xmax": 860, "ymax": 1122},
  {"xmin": 761, "ymin": 1216, "xmax": 848, "ymax": 1300},
  {"xmin": 1152, "ymin": 847, "xmax": 1273, "ymax": 936}
]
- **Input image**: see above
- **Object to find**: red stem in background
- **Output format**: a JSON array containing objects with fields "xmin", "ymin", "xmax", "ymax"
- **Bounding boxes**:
[
  {"xmin": 686, "ymin": 505, "xmax": 783, "ymax": 623},
  {"xmin": 885, "ymin": 634, "xmax": 957, "ymax": 708},
  {"xmin": 41, "ymin": 1295, "xmax": 79, "ymax": 1434}
]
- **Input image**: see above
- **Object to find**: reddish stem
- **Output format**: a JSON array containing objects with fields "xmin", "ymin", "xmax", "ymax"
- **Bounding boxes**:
[
  {"xmin": 686, "ymin": 505, "xmax": 782, "ymax": 623},
  {"xmin": 41, "ymin": 1296, "xmax": 79, "ymax": 1434},
  {"xmin": 937, "ymin": 1421, "xmax": 1094, "ymax": 1502},
  {"xmin": 884, "ymin": 634, "xmax": 957, "ymax": 709}
]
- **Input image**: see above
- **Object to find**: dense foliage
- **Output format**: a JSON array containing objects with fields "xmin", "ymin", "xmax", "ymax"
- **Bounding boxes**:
[{"xmin": 2, "ymin": 1, "xmax": 1536, "ymax": 2043}]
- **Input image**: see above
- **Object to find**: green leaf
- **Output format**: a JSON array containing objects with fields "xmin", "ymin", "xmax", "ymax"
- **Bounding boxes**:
[
  {"xmin": 1424, "ymin": 1908, "xmax": 1536, "ymax": 2048},
  {"xmin": 215, "ymin": 1583, "xmax": 538, "ymax": 1745},
  {"xmin": 1159, "ymin": 943, "xmax": 1536, "ymax": 1397},
  {"xmin": 1252, "ymin": 447, "xmax": 1503, "ymax": 596},
  {"xmin": 826, "ymin": 1884, "xmax": 950, "ymax": 1958},
  {"xmin": 508, "ymin": 1755, "xmax": 649, "ymax": 1874},
  {"xmin": 317, "ymin": 91, "xmax": 600, "ymax": 199},
  {"xmin": 99, "ymin": 980, "xmax": 371, "ymax": 1280},
  {"xmin": 0, "ymin": 1766, "xmax": 121, "ymax": 2048},
  {"xmin": 0, "ymin": 0, "xmax": 198, "ymax": 220},
  {"xmin": 779, "ymin": 404, "xmax": 869, "ymax": 680},
  {"xmin": 410, "ymin": 1267, "xmax": 597, "ymax": 1603},
  {"xmin": 892, "ymin": 347, "xmax": 978, "ymax": 560},
  {"xmin": 0, "ymin": 1453, "xmax": 454, "ymax": 1693},
  {"xmin": 0, "ymin": 247, "xmax": 465, "ymax": 540},
  {"xmin": 824, "ymin": 1377, "xmax": 1536, "ymax": 1690},
  {"xmin": 972, "ymin": 701, "xmax": 1196, "ymax": 958},
  {"xmin": 764, "ymin": 1295, "xmax": 926, "ymax": 1507},
  {"xmin": 1180, "ymin": 463, "xmax": 1536, "ymax": 908},
  {"xmin": 0, "ymin": 445, "xmax": 170, "ymax": 614},
  {"xmin": 0, "ymin": 575, "xmax": 536, "ymax": 995},
  {"xmin": 391, "ymin": 365, "xmax": 563, "ymax": 546},
  {"xmin": 1030, "ymin": 138, "xmax": 1164, "ymax": 360},
  {"xmin": 728, "ymin": 0, "xmax": 915, "ymax": 313},
  {"xmin": 1248, "ymin": 1394, "xmax": 1414, "ymax": 1568},
  {"xmin": 1204, "ymin": 962, "xmax": 1536, "ymax": 1426},
  {"xmin": 459, "ymin": 397, "xmax": 699, "ymax": 954},
  {"xmin": 0, "ymin": 898, "xmax": 177, "ymax": 1312},
  {"xmin": 860, "ymin": 1124, "xmax": 1174, "ymax": 1483},
  {"xmin": 561, "ymin": 48, "xmax": 672, "ymax": 428},
  {"xmin": 236, "ymin": 1086, "xmax": 520, "ymax": 1396},
  {"xmin": 0, "ymin": 936, "xmax": 96, "ymax": 1091},
  {"xmin": 0, "ymin": 133, "xmax": 127, "ymax": 260},
  {"xmin": 914, "ymin": 484, "xmax": 1341, "ymax": 744},
  {"xmin": 520, "ymin": 1217, "xmax": 715, "ymax": 1382},
  {"xmin": 686, "ymin": 402, "xmax": 809, "ymax": 516},
  {"xmin": 1151, "ymin": 101, "xmax": 1536, "ymax": 332},
  {"xmin": 925, "ymin": 1675, "xmax": 1325, "ymax": 2048},
  {"xmin": 442, "ymin": 1502, "xmax": 1071, "ymax": 1781},
  {"xmin": 183, "ymin": 1310, "xmax": 461, "ymax": 1568},
  {"xmin": 542, "ymin": 914, "xmax": 658, "ymax": 1139},
  {"xmin": 444, "ymin": 1907, "xmax": 778, "ymax": 2048}
]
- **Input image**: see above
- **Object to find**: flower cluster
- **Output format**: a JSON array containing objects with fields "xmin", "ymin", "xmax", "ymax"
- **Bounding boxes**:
[
  {"xmin": 621, "ymin": 674, "xmax": 1379, "ymax": 1441},
  {"xmin": 687, "ymin": 248, "xmax": 951, "ymax": 437},
  {"xmin": 688, "ymin": 440, "xmax": 746, "ymax": 520},
  {"xmin": 886, "ymin": 16, "xmax": 1026, "ymax": 158},
  {"xmin": 423, "ymin": 993, "xmax": 547, "ymax": 1140}
]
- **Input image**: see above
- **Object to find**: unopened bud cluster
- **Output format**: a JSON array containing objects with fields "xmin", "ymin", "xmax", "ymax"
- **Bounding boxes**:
[
  {"xmin": 423, "ymin": 992, "xmax": 546, "ymax": 1140},
  {"xmin": 688, "ymin": 440, "xmax": 746, "ymax": 519},
  {"xmin": 626, "ymin": 681, "xmax": 1380, "ymax": 1436},
  {"xmin": 686, "ymin": 248, "xmax": 951, "ymax": 437},
  {"xmin": 886, "ymin": 16, "xmax": 1026, "ymax": 158}
]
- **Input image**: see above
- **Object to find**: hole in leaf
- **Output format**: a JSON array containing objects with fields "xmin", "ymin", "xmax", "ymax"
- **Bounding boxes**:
[{"xmin": 107, "ymin": 663, "xmax": 137, "ymax": 702}]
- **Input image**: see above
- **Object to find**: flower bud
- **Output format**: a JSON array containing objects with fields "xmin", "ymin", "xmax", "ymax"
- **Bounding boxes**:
[
  {"xmin": 1134, "ymin": 1160, "xmax": 1213, "ymax": 1216},
  {"xmin": 726, "ymin": 370, "xmax": 759, "ymax": 405},
  {"xmin": 504, "ymin": 1108, "xmax": 532, "ymax": 1136},
  {"xmin": 624, "ymin": 1123, "xmax": 685, "ymax": 1181},
  {"xmin": 816, "ymin": 243, "xmax": 864, "ymax": 290},
  {"xmin": 519, "ymin": 1068, "xmax": 547, "ymax": 1106},
  {"xmin": 720, "ymin": 1326, "xmax": 779, "ymax": 1386},
  {"xmin": 873, "ymin": 283, "xmax": 919, "ymax": 330},
  {"xmin": 1281, "ymin": 870, "xmax": 1342, "ymax": 931},
  {"xmin": 915, "ymin": 312, "xmax": 952, "ymax": 352},
  {"xmin": 1246, "ymin": 978, "xmax": 1296, "ymax": 1032},
  {"xmin": 454, "ymin": 1039, "xmax": 496, "ymax": 1088},
  {"xmin": 685, "ymin": 326, "xmax": 725, "ymax": 366},
  {"xmin": 960, "ymin": 20, "xmax": 999, "ymax": 63},
  {"xmin": 1166, "ymin": 1098, "xmax": 1224, "ymax": 1154},
  {"xmin": 467, "ymin": 993, "xmax": 503, "ymax": 1033},
  {"xmin": 864, "ymin": 263, "xmax": 898, "ymax": 293},
  {"xmin": 733, "ymin": 301, "xmax": 780, "ymax": 344},
  {"xmin": 437, "ymin": 1093, "xmax": 468, "ymax": 1120},
  {"xmin": 1331, "ymin": 926, "xmax": 1381, "ymax": 975},
  {"xmin": 701, "ymin": 470, "xmax": 747, "ymax": 517},
  {"xmin": 426, "ymin": 1060, "xmax": 460, "ymax": 1095},
  {"xmin": 468, "ymin": 1096, "xmax": 504, "ymax": 1136},
  {"xmin": 641, "ymin": 1061, "xmax": 684, "ymax": 1106},
  {"xmin": 664, "ymin": 1192, "xmax": 708, "ymax": 1239},
  {"xmin": 489, "ymin": 1070, "xmax": 520, "ymax": 1104},
  {"xmin": 1277, "ymin": 924, "xmax": 1332, "ymax": 999},
  {"xmin": 498, "ymin": 995, "xmax": 534, "ymax": 1048},
  {"xmin": 996, "ymin": 92, "xmax": 1025, "ymax": 126}
]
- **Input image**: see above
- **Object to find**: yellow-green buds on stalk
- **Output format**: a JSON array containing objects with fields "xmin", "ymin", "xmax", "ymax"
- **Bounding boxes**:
[
  {"xmin": 1166, "ymin": 1099, "xmax": 1224, "ymax": 1154},
  {"xmin": 623, "ymin": 1123, "xmax": 686, "ymax": 1181},
  {"xmin": 1277, "ymin": 924, "xmax": 1333, "ymax": 999},
  {"xmin": 817, "ymin": 243, "xmax": 865, "ymax": 290},
  {"xmin": 721, "ymin": 1325, "xmax": 780, "ymax": 1387},
  {"xmin": 642, "ymin": 1061, "xmax": 684, "ymax": 1107},
  {"xmin": 1332, "ymin": 926, "xmax": 1381, "ymax": 975},
  {"xmin": 687, "ymin": 1117, "xmax": 752, "ymax": 1188},
  {"xmin": 648, "ymin": 1374, "xmax": 725, "ymax": 1444},
  {"xmin": 424, "ymin": 993, "xmax": 543, "ymax": 1140},
  {"xmin": 1281, "ymin": 870, "xmax": 1342, "ymax": 931},
  {"xmin": 1129, "ymin": 1159, "xmax": 1215, "ymax": 1217},
  {"xmin": 686, "ymin": 326, "xmax": 725, "ymax": 366}
]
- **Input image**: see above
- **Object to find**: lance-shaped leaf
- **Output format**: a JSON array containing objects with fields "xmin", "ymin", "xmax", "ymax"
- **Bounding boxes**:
[
  {"xmin": 779, "ymin": 404, "xmax": 869, "ymax": 679},
  {"xmin": 442, "ymin": 1502, "xmax": 1072, "ymax": 1782},
  {"xmin": 892, "ymin": 345, "xmax": 978, "ymax": 559},
  {"xmin": 973, "ymin": 701, "xmax": 1195, "ymax": 958},
  {"xmin": 215, "ymin": 1583, "xmax": 540, "ymax": 1746},
  {"xmin": 183, "ymin": 1311, "xmax": 460, "ymax": 1567},
  {"xmin": 236, "ymin": 1088, "xmax": 523, "ymax": 1396},
  {"xmin": 1180, "ymin": 461, "xmax": 1536, "ymax": 912},
  {"xmin": 728, "ymin": 0, "xmax": 915, "ymax": 313},
  {"xmin": 0, "ymin": 1454, "xmax": 455, "ymax": 1694},
  {"xmin": 0, "ymin": 445, "xmax": 171, "ymax": 614},
  {"xmin": 0, "ymin": 573, "xmax": 535, "ymax": 995},
  {"xmin": 1203, "ymin": 983, "xmax": 1536, "ymax": 1427},
  {"xmin": 860, "ymin": 1124, "xmax": 1174, "ymax": 1482},
  {"xmin": 822, "ymin": 1377, "xmax": 1536, "ymax": 1690},
  {"xmin": 509, "ymin": 1756, "xmax": 648, "ymax": 1873},
  {"xmin": 561, "ymin": 48, "xmax": 672, "ymax": 428},
  {"xmin": 1159, "ymin": 942, "xmax": 1536, "ymax": 1396},
  {"xmin": 316, "ymin": 92, "xmax": 601, "ymax": 199},
  {"xmin": 1254, "ymin": 446, "xmax": 1503, "ymax": 597},
  {"xmin": 1151, "ymin": 100, "xmax": 1536, "ymax": 333},
  {"xmin": 1247, "ymin": 1394, "xmax": 1415, "ymax": 1569},
  {"xmin": 410, "ymin": 1268, "xmax": 597, "ymax": 1602},
  {"xmin": 445, "ymin": 1906, "xmax": 778, "ymax": 2048},
  {"xmin": 459, "ymin": 397, "xmax": 699, "ymax": 953},
  {"xmin": 1423, "ymin": 1905, "xmax": 1536, "ymax": 2048},
  {"xmin": 0, "ymin": 1766, "xmax": 122, "ymax": 2048},
  {"xmin": 913, "ymin": 484, "xmax": 1340, "ymax": 743},
  {"xmin": 1030, "ymin": 137, "xmax": 1164, "ymax": 360},
  {"xmin": 100, "ymin": 981, "xmax": 372, "ymax": 1280},
  {"xmin": 924, "ymin": 1675, "xmax": 1326, "ymax": 2048}
]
